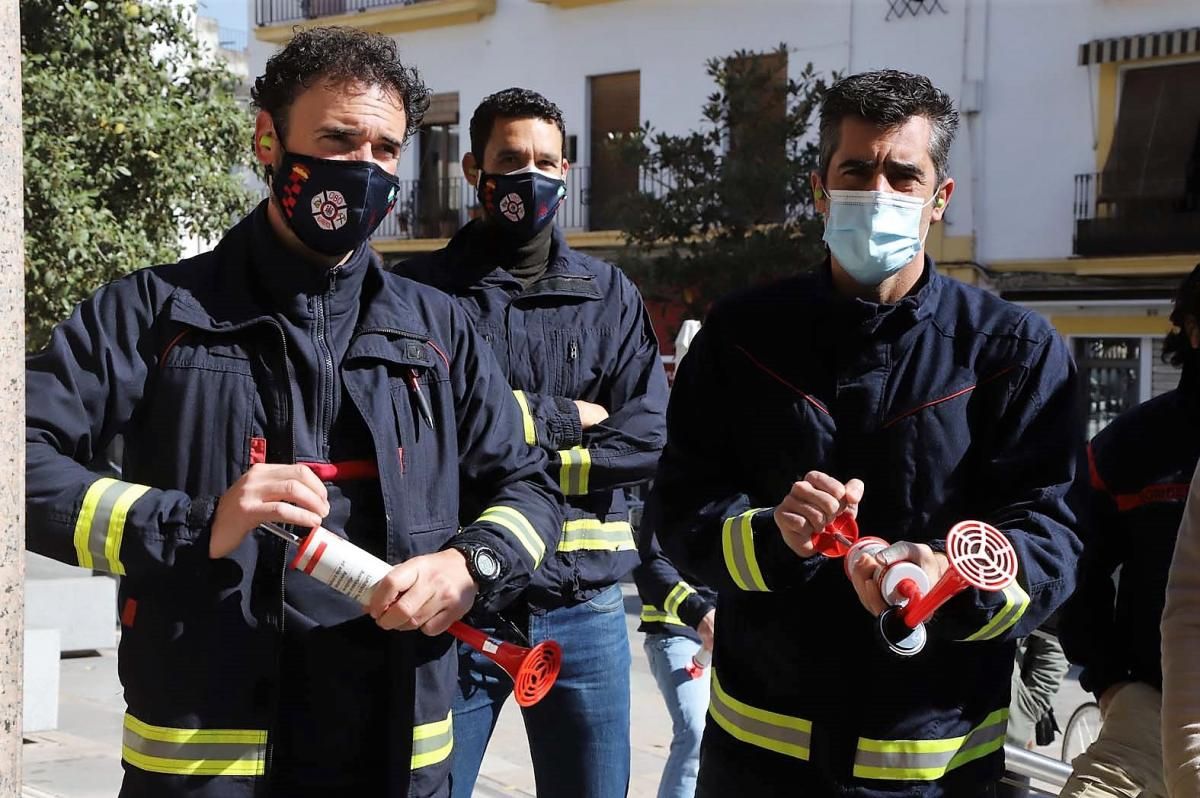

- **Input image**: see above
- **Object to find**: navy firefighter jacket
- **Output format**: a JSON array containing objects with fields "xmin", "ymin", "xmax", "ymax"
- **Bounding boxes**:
[
  {"xmin": 398, "ymin": 222, "xmax": 669, "ymax": 607},
  {"xmin": 25, "ymin": 204, "xmax": 562, "ymax": 798},
  {"xmin": 1060, "ymin": 362, "xmax": 1200, "ymax": 698},
  {"xmin": 652, "ymin": 258, "xmax": 1082, "ymax": 796}
]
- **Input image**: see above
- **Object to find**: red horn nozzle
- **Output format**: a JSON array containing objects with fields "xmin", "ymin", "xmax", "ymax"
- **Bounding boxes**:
[{"xmin": 448, "ymin": 622, "xmax": 563, "ymax": 707}]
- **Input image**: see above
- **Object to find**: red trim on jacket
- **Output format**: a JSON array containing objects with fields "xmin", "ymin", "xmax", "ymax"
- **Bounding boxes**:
[
  {"xmin": 1114, "ymin": 483, "xmax": 1191, "ymax": 512},
  {"xmin": 734, "ymin": 345, "xmax": 830, "ymax": 416}
]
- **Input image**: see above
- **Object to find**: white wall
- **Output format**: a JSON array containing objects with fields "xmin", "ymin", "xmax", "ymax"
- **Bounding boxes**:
[{"xmin": 245, "ymin": 0, "xmax": 1200, "ymax": 262}]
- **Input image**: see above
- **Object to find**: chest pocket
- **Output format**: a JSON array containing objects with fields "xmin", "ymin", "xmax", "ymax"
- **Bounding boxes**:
[
  {"xmin": 548, "ymin": 325, "xmax": 615, "ymax": 400},
  {"xmin": 140, "ymin": 329, "xmax": 258, "ymax": 495},
  {"xmin": 384, "ymin": 343, "xmax": 459, "ymax": 540}
]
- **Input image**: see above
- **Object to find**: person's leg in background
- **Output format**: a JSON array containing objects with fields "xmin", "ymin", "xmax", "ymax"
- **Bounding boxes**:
[
  {"xmin": 643, "ymin": 633, "xmax": 709, "ymax": 798},
  {"xmin": 522, "ymin": 583, "xmax": 632, "ymax": 798},
  {"xmin": 449, "ymin": 636, "xmax": 515, "ymax": 798},
  {"xmin": 1060, "ymin": 682, "xmax": 1168, "ymax": 798}
]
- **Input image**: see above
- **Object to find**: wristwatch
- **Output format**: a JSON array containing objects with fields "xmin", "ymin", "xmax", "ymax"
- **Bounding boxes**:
[{"xmin": 451, "ymin": 540, "xmax": 505, "ymax": 593}]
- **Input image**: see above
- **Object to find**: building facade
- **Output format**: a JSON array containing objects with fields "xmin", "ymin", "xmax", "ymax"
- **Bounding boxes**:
[{"xmin": 245, "ymin": 0, "xmax": 1200, "ymax": 434}]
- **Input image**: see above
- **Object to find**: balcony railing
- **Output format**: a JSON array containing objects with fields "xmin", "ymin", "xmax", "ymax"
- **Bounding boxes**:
[
  {"xmin": 1073, "ymin": 171, "xmax": 1200, "ymax": 257},
  {"xmin": 256, "ymin": 0, "xmax": 432, "ymax": 27},
  {"xmin": 373, "ymin": 165, "xmax": 673, "ymax": 241}
]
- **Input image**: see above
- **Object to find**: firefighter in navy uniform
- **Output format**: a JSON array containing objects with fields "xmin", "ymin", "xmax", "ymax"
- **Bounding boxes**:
[
  {"xmin": 1058, "ymin": 265, "xmax": 1200, "ymax": 798},
  {"xmin": 25, "ymin": 29, "xmax": 562, "ymax": 798},
  {"xmin": 651, "ymin": 70, "xmax": 1082, "ymax": 798},
  {"xmin": 397, "ymin": 88, "xmax": 668, "ymax": 798}
]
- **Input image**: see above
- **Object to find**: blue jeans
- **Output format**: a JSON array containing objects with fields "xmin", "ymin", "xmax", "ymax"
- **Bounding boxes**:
[
  {"xmin": 450, "ymin": 583, "xmax": 632, "ymax": 798},
  {"xmin": 643, "ymin": 633, "xmax": 710, "ymax": 798}
]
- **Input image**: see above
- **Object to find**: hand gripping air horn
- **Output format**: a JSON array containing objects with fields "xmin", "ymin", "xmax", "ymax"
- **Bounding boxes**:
[
  {"xmin": 261, "ymin": 523, "xmax": 563, "ymax": 706},
  {"xmin": 818, "ymin": 517, "xmax": 1019, "ymax": 657}
]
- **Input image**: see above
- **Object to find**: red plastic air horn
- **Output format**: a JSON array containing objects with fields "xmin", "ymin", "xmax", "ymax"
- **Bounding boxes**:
[
  {"xmin": 262, "ymin": 522, "xmax": 564, "ymax": 704},
  {"xmin": 447, "ymin": 622, "xmax": 562, "ymax": 707},
  {"xmin": 819, "ymin": 517, "xmax": 1019, "ymax": 656}
]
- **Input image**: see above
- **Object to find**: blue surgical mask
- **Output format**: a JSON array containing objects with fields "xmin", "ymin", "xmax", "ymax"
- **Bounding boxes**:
[{"xmin": 821, "ymin": 189, "xmax": 934, "ymax": 286}]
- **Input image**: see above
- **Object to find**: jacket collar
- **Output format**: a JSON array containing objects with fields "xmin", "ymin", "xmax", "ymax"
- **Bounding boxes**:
[
  {"xmin": 440, "ymin": 221, "xmax": 602, "ymax": 300},
  {"xmin": 166, "ymin": 202, "xmax": 432, "ymax": 343},
  {"xmin": 819, "ymin": 254, "xmax": 943, "ymax": 336}
]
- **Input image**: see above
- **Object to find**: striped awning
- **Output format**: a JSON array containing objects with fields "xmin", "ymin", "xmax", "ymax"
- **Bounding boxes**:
[{"xmin": 1079, "ymin": 27, "xmax": 1200, "ymax": 66}]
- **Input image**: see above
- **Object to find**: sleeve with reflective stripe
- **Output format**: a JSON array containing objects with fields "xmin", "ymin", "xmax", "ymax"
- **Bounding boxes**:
[
  {"xmin": 721, "ymin": 509, "xmax": 772, "ymax": 591},
  {"xmin": 559, "ymin": 518, "xmax": 635, "ymax": 552},
  {"xmin": 476, "ymin": 506, "xmax": 546, "ymax": 568},
  {"xmin": 852, "ymin": 708, "xmax": 1009, "ymax": 781},
  {"xmin": 411, "ymin": 712, "xmax": 454, "ymax": 770},
  {"xmin": 511, "ymin": 390, "xmax": 538, "ymax": 446},
  {"xmin": 556, "ymin": 447, "xmax": 592, "ymax": 496},
  {"xmin": 122, "ymin": 713, "xmax": 266, "ymax": 777},
  {"xmin": 961, "ymin": 581, "xmax": 1031, "ymax": 641},
  {"xmin": 73, "ymin": 477, "xmax": 153, "ymax": 576}
]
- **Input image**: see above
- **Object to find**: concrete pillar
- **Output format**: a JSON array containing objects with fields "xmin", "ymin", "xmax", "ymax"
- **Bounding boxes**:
[{"xmin": 0, "ymin": 0, "xmax": 24, "ymax": 793}]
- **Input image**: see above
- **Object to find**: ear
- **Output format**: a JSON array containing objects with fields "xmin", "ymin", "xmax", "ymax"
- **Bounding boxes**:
[
  {"xmin": 561, "ymin": 158, "xmax": 570, "ymax": 180},
  {"xmin": 463, "ymin": 152, "xmax": 480, "ymax": 187},
  {"xmin": 930, "ymin": 177, "xmax": 956, "ymax": 223},
  {"xmin": 253, "ymin": 111, "xmax": 277, "ymax": 169},
  {"xmin": 810, "ymin": 171, "xmax": 828, "ymax": 215}
]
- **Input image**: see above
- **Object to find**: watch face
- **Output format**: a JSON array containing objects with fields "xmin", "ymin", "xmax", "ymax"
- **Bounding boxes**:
[{"xmin": 474, "ymin": 548, "xmax": 501, "ymax": 580}]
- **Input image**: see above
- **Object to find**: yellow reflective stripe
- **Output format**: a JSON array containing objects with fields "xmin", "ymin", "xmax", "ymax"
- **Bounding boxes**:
[
  {"xmin": 640, "ymin": 604, "xmax": 687, "ymax": 626},
  {"xmin": 122, "ymin": 714, "xmax": 266, "ymax": 777},
  {"xmin": 411, "ymin": 712, "xmax": 453, "ymax": 770},
  {"xmin": 477, "ymin": 506, "xmax": 546, "ymax": 567},
  {"xmin": 853, "ymin": 708, "xmax": 1008, "ymax": 781},
  {"xmin": 708, "ymin": 670, "xmax": 811, "ymax": 761},
  {"xmin": 962, "ymin": 582, "xmax": 1031, "ymax": 641},
  {"xmin": 74, "ymin": 477, "xmax": 117, "ymax": 569},
  {"xmin": 72, "ymin": 478, "xmax": 151, "ymax": 575},
  {"xmin": 663, "ymin": 581, "xmax": 696, "ymax": 618},
  {"xmin": 721, "ymin": 509, "xmax": 770, "ymax": 592},
  {"xmin": 124, "ymin": 715, "xmax": 267, "ymax": 744},
  {"xmin": 558, "ymin": 519, "xmax": 636, "ymax": 552},
  {"xmin": 107, "ymin": 483, "xmax": 150, "ymax": 576},
  {"xmin": 512, "ymin": 390, "xmax": 537, "ymax": 446},
  {"xmin": 557, "ymin": 447, "xmax": 592, "ymax": 496}
]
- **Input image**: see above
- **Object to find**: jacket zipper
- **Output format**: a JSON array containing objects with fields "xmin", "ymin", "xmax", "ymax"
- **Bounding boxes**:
[
  {"xmin": 316, "ymin": 268, "xmax": 338, "ymax": 458},
  {"xmin": 263, "ymin": 318, "xmax": 296, "ymax": 793}
]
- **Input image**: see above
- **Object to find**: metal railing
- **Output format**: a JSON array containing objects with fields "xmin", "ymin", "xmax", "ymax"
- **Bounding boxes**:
[
  {"xmin": 256, "ymin": 0, "xmax": 432, "ymax": 26},
  {"xmin": 373, "ymin": 165, "xmax": 674, "ymax": 241},
  {"xmin": 217, "ymin": 27, "xmax": 248, "ymax": 52},
  {"xmin": 1073, "ymin": 171, "xmax": 1200, "ymax": 256},
  {"xmin": 1001, "ymin": 743, "xmax": 1073, "ymax": 797}
]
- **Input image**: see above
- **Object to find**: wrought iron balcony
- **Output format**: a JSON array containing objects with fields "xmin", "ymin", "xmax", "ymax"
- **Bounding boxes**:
[
  {"xmin": 257, "ymin": 0, "xmax": 433, "ymax": 27},
  {"xmin": 1073, "ymin": 171, "xmax": 1200, "ymax": 257}
]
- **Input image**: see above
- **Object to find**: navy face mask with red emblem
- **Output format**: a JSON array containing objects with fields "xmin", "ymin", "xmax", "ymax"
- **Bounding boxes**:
[
  {"xmin": 477, "ymin": 165, "xmax": 567, "ymax": 242},
  {"xmin": 271, "ymin": 149, "xmax": 401, "ymax": 256}
]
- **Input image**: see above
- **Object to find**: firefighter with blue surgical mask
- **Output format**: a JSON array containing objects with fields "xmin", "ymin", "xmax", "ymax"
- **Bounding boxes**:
[{"xmin": 650, "ymin": 69, "xmax": 1082, "ymax": 797}]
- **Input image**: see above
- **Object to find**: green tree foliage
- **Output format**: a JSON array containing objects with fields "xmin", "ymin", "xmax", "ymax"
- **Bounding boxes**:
[
  {"xmin": 612, "ymin": 45, "xmax": 836, "ymax": 321},
  {"xmin": 22, "ymin": 0, "xmax": 253, "ymax": 350}
]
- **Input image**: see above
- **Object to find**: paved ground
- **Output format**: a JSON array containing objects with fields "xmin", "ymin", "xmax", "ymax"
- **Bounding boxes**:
[{"xmin": 20, "ymin": 584, "xmax": 1090, "ymax": 796}]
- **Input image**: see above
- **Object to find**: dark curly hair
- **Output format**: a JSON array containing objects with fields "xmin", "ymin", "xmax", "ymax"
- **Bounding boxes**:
[
  {"xmin": 251, "ymin": 27, "xmax": 430, "ymax": 145},
  {"xmin": 469, "ymin": 88, "xmax": 566, "ymax": 161},
  {"xmin": 1162, "ymin": 263, "xmax": 1200, "ymax": 367},
  {"xmin": 818, "ymin": 69, "xmax": 959, "ymax": 186}
]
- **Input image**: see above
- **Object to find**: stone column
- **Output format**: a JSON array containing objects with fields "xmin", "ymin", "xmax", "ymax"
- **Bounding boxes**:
[{"xmin": 0, "ymin": 0, "xmax": 25, "ymax": 793}]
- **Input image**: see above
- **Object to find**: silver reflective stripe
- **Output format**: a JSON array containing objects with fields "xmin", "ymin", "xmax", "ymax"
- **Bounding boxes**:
[
  {"xmin": 123, "ymin": 727, "xmax": 259, "ymax": 762},
  {"xmin": 707, "ymin": 671, "xmax": 811, "ymax": 761},
  {"xmin": 86, "ymin": 479, "xmax": 127, "ymax": 573},
  {"xmin": 559, "ymin": 519, "xmax": 635, "ymax": 552},
  {"xmin": 963, "ymin": 582, "xmax": 1030, "ymax": 641},
  {"xmin": 853, "ymin": 709, "xmax": 1009, "ymax": 780}
]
